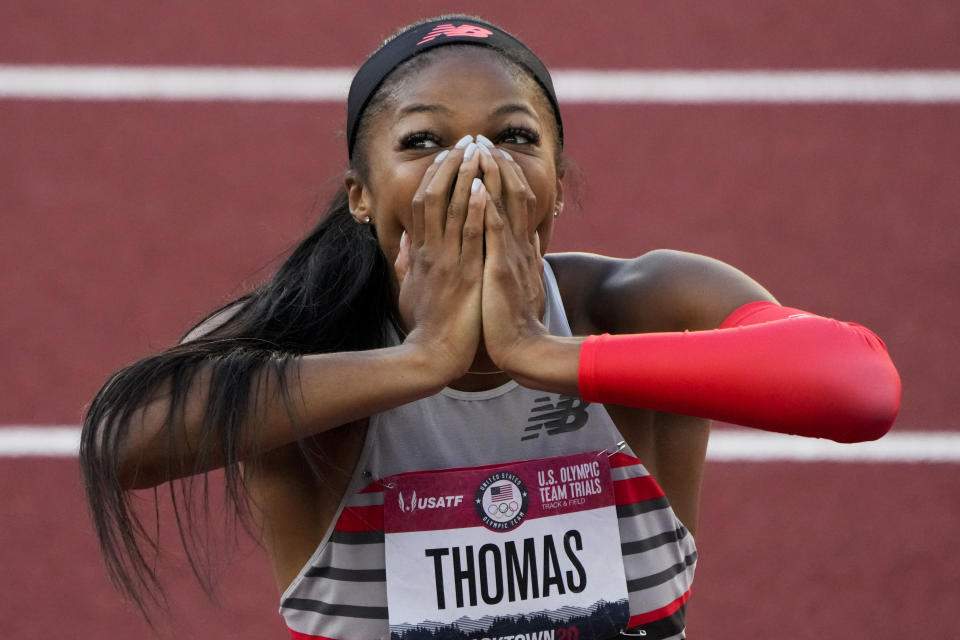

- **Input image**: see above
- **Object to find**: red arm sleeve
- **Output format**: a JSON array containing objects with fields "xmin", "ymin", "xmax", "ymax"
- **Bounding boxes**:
[{"xmin": 577, "ymin": 301, "xmax": 901, "ymax": 442}]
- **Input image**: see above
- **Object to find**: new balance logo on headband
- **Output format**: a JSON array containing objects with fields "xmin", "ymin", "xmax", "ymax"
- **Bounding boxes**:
[{"xmin": 417, "ymin": 24, "xmax": 493, "ymax": 45}]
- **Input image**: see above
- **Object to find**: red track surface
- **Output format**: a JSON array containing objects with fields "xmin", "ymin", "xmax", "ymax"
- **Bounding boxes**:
[{"xmin": 2, "ymin": 2, "xmax": 958, "ymax": 638}]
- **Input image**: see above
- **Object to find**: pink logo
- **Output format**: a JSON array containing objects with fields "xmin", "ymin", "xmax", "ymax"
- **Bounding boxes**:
[{"xmin": 417, "ymin": 23, "xmax": 493, "ymax": 45}]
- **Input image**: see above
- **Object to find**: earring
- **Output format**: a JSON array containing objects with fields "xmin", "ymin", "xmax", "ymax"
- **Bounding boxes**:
[
  {"xmin": 553, "ymin": 209, "xmax": 559, "ymax": 218},
  {"xmin": 362, "ymin": 216, "xmax": 372, "ymax": 224}
]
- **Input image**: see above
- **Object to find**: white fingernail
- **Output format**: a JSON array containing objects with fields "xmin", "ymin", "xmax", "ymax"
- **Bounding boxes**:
[
  {"xmin": 478, "ymin": 143, "xmax": 493, "ymax": 157},
  {"xmin": 433, "ymin": 150, "xmax": 450, "ymax": 164},
  {"xmin": 500, "ymin": 149, "xmax": 513, "ymax": 161},
  {"xmin": 400, "ymin": 230, "xmax": 407, "ymax": 243},
  {"xmin": 455, "ymin": 135, "xmax": 474, "ymax": 149},
  {"xmin": 471, "ymin": 177, "xmax": 483, "ymax": 194},
  {"xmin": 464, "ymin": 142, "xmax": 478, "ymax": 159},
  {"xmin": 476, "ymin": 134, "xmax": 494, "ymax": 148}
]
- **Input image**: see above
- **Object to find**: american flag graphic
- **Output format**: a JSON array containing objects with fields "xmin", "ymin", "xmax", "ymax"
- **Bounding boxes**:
[{"xmin": 490, "ymin": 484, "xmax": 513, "ymax": 502}]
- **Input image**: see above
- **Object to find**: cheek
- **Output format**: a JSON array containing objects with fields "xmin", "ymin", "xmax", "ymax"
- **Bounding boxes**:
[
  {"xmin": 517, "ymin": 166, "xmax": 558, "ymax": 255},
  {"xmin": 535, "ymin": 216, "xmax": 555, "ymax": 255},
  {"xmin": 371, "ymin": 165, "xmax": 434, "ymax": 267},
  {"xmin": 370, "ymin": 165, "xmax": 428, "ymax": 231},
  {"xmin": 520, "ymin": 168, "xmax": 558, "ymax": 221}
]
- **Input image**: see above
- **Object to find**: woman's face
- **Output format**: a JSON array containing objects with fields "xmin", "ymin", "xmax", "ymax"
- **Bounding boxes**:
[{"xmin": 346, "ymin": 48, "xmax": 563, "ymax": 270}]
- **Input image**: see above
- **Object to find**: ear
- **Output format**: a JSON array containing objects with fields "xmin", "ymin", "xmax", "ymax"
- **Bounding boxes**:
[
  {"xmin": 345, "ymin": 171, "xmax": 373, "ymax": 223},
  {"xmin": 554, "ymin": 178, "xmax": 565, "ymax": 217}
]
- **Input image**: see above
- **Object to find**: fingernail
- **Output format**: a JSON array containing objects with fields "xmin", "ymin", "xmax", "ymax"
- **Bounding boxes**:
[
  {"xmin": 471, "ymin": 177, "xmax": 483, "ymax": 194},
  {"xmin": 400, "ymin": 230, "xmax": 407, "ymax": 243},
  {"xmin": 455, "ymin": 135, "xmax": 474, "ymax": 149},
  {"xmin": 433, "ymin": 149, "xmax": 450, "ymax": 164},
  {"xmin": 476, "ymin": 134, "xmax": 494, "ymax": 148},
  {"xmin": 463, "ymin": 142, "xmax": 478, "ymax": 160},
  {"xmin": 478, "ymin": 143, "xmax": 493, "ymax": 157},
  {"xmin": 500, "ymin": 149, "xmax": 513, "ymax": 161}
]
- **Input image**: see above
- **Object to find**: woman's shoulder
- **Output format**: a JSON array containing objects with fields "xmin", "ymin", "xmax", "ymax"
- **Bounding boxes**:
[{"xmin": 546, "ymin": 249, "xmax": 776, "ymax": 334}]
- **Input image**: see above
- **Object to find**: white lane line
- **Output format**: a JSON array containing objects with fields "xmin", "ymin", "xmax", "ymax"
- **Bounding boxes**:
[
  {"xmin": 555, "ymin": 70, "xmax": 960, "ymax": 103},
  {"xmin": 2, "ymin": 66, "xmax": 960, "ymax": 103},
  {"xmin": 0, "ymin": 427, "xmax": 81, "ymax": 456},
  {"xmin": 1, "ymin": 427, "xmax": 958, "ymax": 462},
  {"xmin": 0, "ymin": 66, "xmax": 353, "ymax": 101},
  {"xmin": 706, "ymin": 430, "xmax": 960, "ymax": 463}
]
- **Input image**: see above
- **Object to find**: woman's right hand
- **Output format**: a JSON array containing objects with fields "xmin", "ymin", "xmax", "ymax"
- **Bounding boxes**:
[{"xmin": 397, "ymin": 140, "xmax": 487, "ymax": 381}]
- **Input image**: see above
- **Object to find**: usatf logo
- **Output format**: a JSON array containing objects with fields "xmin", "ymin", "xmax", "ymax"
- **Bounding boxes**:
[
  {"xmin": 398, "ymin": 491, "xmax": 416, "ymax": 513},
  {"xmin": 474, "ymin": 471, "xmax": 529, "ymax": 531},
  {"xmin": 417, "ymin": 23, "xmax": 493, "ymax": 45},
  {"xmin": 398, "ymin": 491, "xmax": 465, "ymax": 513},
  {"xmin": 522, "ymin": 395, "xmax": 591, "ymax": 441}
]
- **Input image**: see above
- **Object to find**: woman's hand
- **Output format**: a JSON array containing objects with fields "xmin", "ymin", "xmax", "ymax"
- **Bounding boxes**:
[
  {"xmin": 398, "ymin": 141, "xmax": 487, "ymax": 381},
  {"xmin": 476, "ymin": 144, "xmax": 552, "ymax": 377}
]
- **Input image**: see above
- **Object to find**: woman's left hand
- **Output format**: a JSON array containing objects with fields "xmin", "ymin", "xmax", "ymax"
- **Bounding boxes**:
[{"xmin": 477, "ymin": 146, "xmax": 550, "ymax": 375}]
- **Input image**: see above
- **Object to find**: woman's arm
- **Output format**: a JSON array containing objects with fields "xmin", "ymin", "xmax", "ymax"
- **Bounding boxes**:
[
  {"xmin": 577, "ymin": 299, "xmax": 900, "ymax": 442},
  {"xmin": 485, "ymin": 250, "xmax": 900, "ymax": 443},
  {"xmin": 108, "ymin": 343, "xmax": 455, "ymax": 489}
]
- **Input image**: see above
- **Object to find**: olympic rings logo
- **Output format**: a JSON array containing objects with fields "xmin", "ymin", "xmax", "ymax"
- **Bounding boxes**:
[
  {"xmin": 474, "ymin": 471, "xmax": 529, "ymax": 531},
  {"xmin": 486, "ymin": 501, "xmax": 521, "ymax": 516}
]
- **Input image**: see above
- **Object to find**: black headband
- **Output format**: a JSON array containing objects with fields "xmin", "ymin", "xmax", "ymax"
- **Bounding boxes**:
[{"xmin": 346, "ymin": 16, "xmax": 563, "ymax": 159}]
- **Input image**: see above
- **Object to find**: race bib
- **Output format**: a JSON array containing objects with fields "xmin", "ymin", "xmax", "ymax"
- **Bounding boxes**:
[{"xmin": 383, "ymin": 451, "xmax": 629, "ymax": 640}]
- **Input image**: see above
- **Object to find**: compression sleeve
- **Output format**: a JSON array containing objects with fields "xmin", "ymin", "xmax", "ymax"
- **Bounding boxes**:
[{"xmin": 577, "ymin": 301, "xmax": 901, "ymax": 442}]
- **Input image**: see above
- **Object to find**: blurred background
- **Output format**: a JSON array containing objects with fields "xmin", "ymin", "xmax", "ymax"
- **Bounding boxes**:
[{"xmin": 1, "ymin": 1, "xmax": 957, "ymax": 638}]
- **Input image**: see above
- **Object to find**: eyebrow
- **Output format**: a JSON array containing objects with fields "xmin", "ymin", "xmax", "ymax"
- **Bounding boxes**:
[
  {"xmin": 396, "ymin": 103, "xmax": 452, "ymax": 117},
  {"xmin": 395, "ymin": 102, "xmax": 539, "ymax": 120},
  {"xmin": 490, "ymin": 103, "xmax": 538, "ymax": 119}
]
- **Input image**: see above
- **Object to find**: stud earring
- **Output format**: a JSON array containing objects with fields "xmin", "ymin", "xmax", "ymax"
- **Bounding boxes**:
[
  {"xmin": 361, "ymin": 216, "xmax": 372, "ymax": 224},
  {"xmin": 553, "ymin": 209, "xmax": 559, "ymax": 218}
]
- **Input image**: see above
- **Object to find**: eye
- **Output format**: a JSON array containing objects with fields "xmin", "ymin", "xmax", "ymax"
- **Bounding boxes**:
[
  {"xmin": 497, "ymin": 126, "xmax": 540, "ymax": 146},
  {"xmin": 400, "ymin": 130, "xmax": 442, "ymax": 150}
]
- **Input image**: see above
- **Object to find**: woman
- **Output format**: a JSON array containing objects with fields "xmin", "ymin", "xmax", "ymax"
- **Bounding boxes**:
[{"xmin": 80, "ymin": 15, "xmax": 900, "ymax": 640}]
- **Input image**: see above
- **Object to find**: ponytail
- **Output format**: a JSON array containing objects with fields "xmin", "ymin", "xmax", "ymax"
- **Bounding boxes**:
[{"xmin": 79, "ymin": 188, "xmax": 398, "ymax": 619}]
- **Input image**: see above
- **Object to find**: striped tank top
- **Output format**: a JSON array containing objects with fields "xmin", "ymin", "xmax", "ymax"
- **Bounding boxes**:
[{"xmin": 279, "ymin": 259, "xmax": 697, "ymax": 640}]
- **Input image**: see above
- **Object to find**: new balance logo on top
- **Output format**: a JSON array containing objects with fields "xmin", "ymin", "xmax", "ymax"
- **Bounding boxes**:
[
  {"xmin": 417, "ymin": 24, "xmax": 493, "ymax": 45},
  {"xmin": 522, "ymin": 395, "xmax": 591, "ymax": 441}
]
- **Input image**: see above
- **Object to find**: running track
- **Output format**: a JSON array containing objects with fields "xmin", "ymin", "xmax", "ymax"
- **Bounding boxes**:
[{"xmin": 2, "ymin": 2, "xmax": 958, "ymax": 638}]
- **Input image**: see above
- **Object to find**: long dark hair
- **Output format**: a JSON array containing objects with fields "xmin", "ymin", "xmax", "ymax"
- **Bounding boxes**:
[
  {"xmin": 79, "ymin": 17, "xmax": 563, "ymax": 623},
  {"xmin": 79, "ymin": 190, "xmax": 397, "ymax": 619}
]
